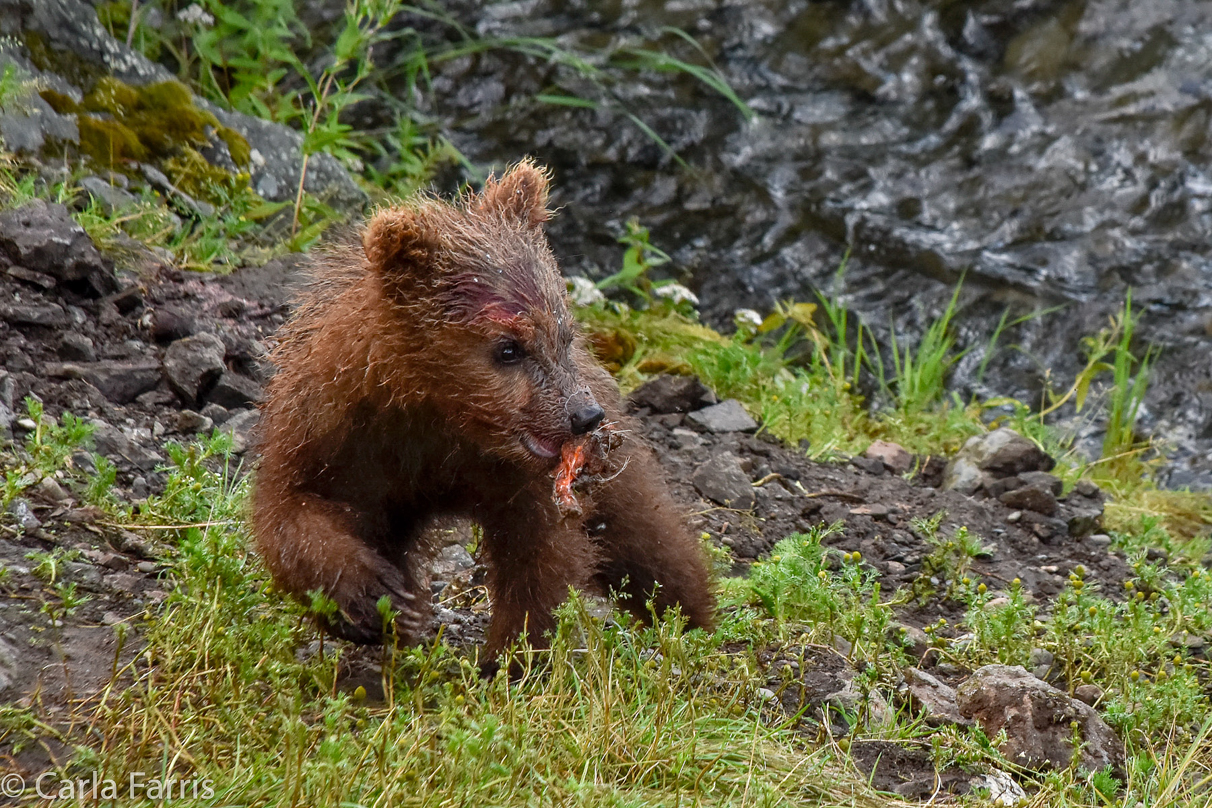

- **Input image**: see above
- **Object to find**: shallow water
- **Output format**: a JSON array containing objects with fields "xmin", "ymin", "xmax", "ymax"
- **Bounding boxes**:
[{"xmin": 377, "ymin": 0, "xmax": 1212, "ymax": 486}]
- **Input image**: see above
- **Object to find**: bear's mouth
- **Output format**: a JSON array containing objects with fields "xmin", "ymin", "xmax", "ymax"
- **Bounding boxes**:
[{"xmin": 521, "ymin": 431, "xmax": 563, "ymax": 459}]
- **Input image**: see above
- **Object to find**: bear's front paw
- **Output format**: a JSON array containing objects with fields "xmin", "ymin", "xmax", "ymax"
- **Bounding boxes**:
[{"xmin": 320, "ymin": 565, "xmax": 428, "ymax": 645}]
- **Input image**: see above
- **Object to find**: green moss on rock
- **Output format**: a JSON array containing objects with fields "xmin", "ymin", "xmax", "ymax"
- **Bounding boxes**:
[
  {"xmin": 78, "ymin": 115, "xmax": 147, "ymax": 163},
  {"xmin": 216, "ymin": 126, "xmax": 251, "ymax": 168},
  {"xmin": 52, "ymin": 76, "xmax": 252, "ymax": 178},
  {"xmin": 165, "ymin": 147, "xmax": 250, "ymax": 205},
  {"xmin": 38, "ymin": 89, "xmax": 78, "ymax": 115}
]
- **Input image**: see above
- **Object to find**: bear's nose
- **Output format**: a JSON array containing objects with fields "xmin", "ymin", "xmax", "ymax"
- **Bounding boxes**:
[{"xmin": 570, "ymin": 403, "xmax": 605, "ymax": 435}]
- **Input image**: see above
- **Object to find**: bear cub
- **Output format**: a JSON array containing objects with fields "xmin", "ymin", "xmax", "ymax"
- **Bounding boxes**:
[{"xmin": 252, "ymin": 160, "xmax": 715, "ymax": 659}]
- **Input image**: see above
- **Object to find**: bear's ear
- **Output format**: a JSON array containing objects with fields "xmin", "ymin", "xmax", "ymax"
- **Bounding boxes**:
[
  {"xmin": 363, "ymin": 206, "xmax": 437, "ymax": 275},
  {"xmin": 473, "ymin": 159, "xmax": 552, "ymax": 229}
]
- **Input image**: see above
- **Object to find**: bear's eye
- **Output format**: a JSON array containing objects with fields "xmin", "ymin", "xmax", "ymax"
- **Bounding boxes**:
[{"xmin": 495, "ymin": 339, "xmax": 525, "ymax": 365}]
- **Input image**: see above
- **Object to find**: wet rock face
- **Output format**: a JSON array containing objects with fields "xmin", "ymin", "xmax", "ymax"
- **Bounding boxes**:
[
  {"xmin": 397, "ymin": 0, "xmax": 1212, "ymax": 487},
  {"xmin": 956, "ymin": 665, "xmax": 1125, "ymax": 775}
]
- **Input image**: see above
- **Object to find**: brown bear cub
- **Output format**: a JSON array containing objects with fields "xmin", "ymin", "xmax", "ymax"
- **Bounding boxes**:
[{"xmin": 251, "ymin": 160, "xmax": 715, "ymax": 661}]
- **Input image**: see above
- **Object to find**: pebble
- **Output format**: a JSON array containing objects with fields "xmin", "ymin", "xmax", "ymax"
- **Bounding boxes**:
[{"xmin": 136, "ymin": 561, "xmax": 158, "ymax": 574}]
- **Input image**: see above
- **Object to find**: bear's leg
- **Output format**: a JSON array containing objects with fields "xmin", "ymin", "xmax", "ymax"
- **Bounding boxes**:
[
  {"xmin": 252, "ymin": 482, "xmax": 429, "ymax": 644},
  {"xmin": 587, "ymin": 444, "xmax": 716, "ymax": 631},
  {"xmin": 478, "ymin": 492, "xmax": 598, "ymax": 663}
]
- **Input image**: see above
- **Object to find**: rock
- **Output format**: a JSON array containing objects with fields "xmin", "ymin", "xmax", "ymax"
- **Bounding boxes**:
[
  {"xmin": 91, "ymin": 421, "xmax": 162, "ymax": 471},
  {"xmin": 105, "ymin": 285, "xmax": 144, "ymax": 315},
  {"xmin": 205, "ymin": 371, "xmax": 262, "ymax": 409},
  {"xmin": 176, "ymin": 410, "xmax": 214, "ymax": 434},
  {"xmin": 970, "ymin": 771, "xmax": 1027, "ymax": 807},
  {"xmin": 943, "ymin": 456, "xmax": 985, "ymax": 495},
  {"xmin": 685, "ymin": 399, "xmax": 758, "ymax": 433},
  {"xmin": 1073, "ymin": 480, "xmax": 1101, "ymax": 498},
  {"xmin": 140, "ymin": 163, "xmax": 215, "ymax": 218},
  {"xmin": 163, "ymin": 333, "xmax": 227, "ymax": 406},
  {"xmin": 57, "ymin": 332, "xmax": 96, "ymax": 361},
  {"xmin": 865, "ymin": 440, "xmax": 913, "ymax": 474},
  {"xmin": 628, "ymin": 374, "xmax": 716, "ymax": 414},
  {"xmin": 78, "ymin": 175, "xmax": 137, "ymax": 215},
  {"xmin": 671, "ymin": 427, "xmax": 703, "ymax": 449},
  {"xmin": 7, "ymin": 265, "xmax": 58, "ymax": 289},
  {"xmin": 849, "ymin": 456, "xmax": 885, "ymax": 476},
  {"xmin": 1073, "ymin": 684, "xmax": 1104, "ymax": 706},
  {"xmin": 1018, "ymin": 471, "xmax": 1063, "ymax": 496},
  {"xmin": 971, "ymin": 428, "xmax": 1055, "ymax": 477},
  {"xmin": 0, "ymin": 301, "xmax": 67, "ymax": 327},
  {"xmin": 0, "ymin": 200, "xmax": 114, "ymax": 294},
  {"xmin": 945, "ymin": 429, "xmax": 1054, "ymax": 493},
  {"xmin": 0, "ymin": 370, "xmax": 14, "ymax": 441},
  {"xmin": 890, "ymin": 623, "xmax": 931, "ymax": 660},
  {"xmin": 33, "ymin": 475, "xmax": 71, "ymax": 503},
  {"xmin": 999, "ymin": 485, "xmax": 1058, "ymax": 517},
  {"xmin": 0, "ymin": 636, "xmax": 18, "ymax": 694},
  {"xmin": 1029, "ymin": 647, "xmax": 1055, "ymax": 679},
  {"xmin": 692, "ymin": 451, "xmax": 755, "ymax": 510},
  {"xmin": 200, "ymin": 402, "xmax": 231, "ymax": 425},
  {"xmin": 825, "ymin": 678, "xmax": 893, "ymax": 728},
  {"xmin": 212, "ymin": 108, "xmax": 367, "ymax": 212},
  {"xmin": 7, "ymin": 498, "xmax": 40, "ymax": 532},
  {"xmin": 151, "ymin": 306, "xmax": 196, "ymax": 342},
  {"xmin": 222, "ymin": 408, "xmax": 259, "ymax": 454},
  {"xmin": 956, "ymin": 665, "xmax": 1125, "ymax": 774},
  {"xmin": 44, "ymin": 360, "xmax": 161, "ymax": 404},
  {"xmin": 901, "ymin": 667, "xmax": 972, "ymax": 726},
  {"xmin": 431, "ymin": 544, "xmax": 475, "ymax": 580}
]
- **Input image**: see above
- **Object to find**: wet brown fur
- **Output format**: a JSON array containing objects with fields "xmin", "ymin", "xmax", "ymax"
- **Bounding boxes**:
[{"xmin": 251, "ymin": 160, "xmax": 715, "ymax": 659}]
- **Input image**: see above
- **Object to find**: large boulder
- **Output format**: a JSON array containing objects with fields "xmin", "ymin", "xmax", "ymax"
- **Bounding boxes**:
[{"xmin": 956, "ymin": 665, "xmax": 1125, "ymax": 775}]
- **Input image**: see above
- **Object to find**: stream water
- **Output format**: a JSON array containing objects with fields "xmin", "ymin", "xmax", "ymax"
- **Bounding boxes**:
[{"xmin": 363, "ymin": 0, "xmax": 1212, "ymax": 487}]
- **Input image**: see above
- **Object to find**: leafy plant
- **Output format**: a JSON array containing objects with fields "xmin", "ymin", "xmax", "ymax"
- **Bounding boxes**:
[{"xmin": 889, "ymin": 282, "xmax": 965, "ymax": 414}]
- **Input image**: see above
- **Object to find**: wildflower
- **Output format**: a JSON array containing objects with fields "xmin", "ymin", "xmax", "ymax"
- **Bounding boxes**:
[
  {"xmin": 566, "ymin": 276, "xmax": 605, "ymax": 306},
  {"xmin": 734, "ymin": 308, "xmax": 762, "ymax": 329},
  {"xmin": 652, "ymin": 282, "xmax": 699, "ymax": 307},
  {"xmin": 177, "ymin": 3, "xmax": 215, "ymax": 26}
]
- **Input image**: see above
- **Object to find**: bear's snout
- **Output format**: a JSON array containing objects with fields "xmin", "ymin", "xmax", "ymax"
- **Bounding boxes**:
[{"xmin": 570, "ymin": 401, "xmax": 605, "ymax": 435}]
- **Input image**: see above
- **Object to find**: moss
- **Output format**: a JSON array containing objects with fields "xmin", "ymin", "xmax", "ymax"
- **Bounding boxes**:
[
  {"xmin": 164, "ymin": 147, "xmax": 249, "ymax": 205},
  {"xmin": 216, "ymin": 126, "xmax": 251, "ymax": 168},
  {"xmin": 38, "ymin": 89, "xmax": 78, "ymax": 115},
  {"xmin": 77, "ymin": 115, "xmax": 147, "ymax": 164},
  {"xmin": 82, "ymin": 76, "xmax": 141, "ymax": 117},
  {"xmin": 80, "ymin": 79, "xmax": 218, "ymax": 157}
]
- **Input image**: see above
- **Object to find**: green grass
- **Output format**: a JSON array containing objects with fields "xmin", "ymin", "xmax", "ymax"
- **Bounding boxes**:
[{"xmin": 4, "ymin": 433, "xmax": 1202, "ymax": 806}]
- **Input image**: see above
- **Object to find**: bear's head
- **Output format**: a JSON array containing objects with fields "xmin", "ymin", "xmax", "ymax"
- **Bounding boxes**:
[{"xmin": 362, "ymin": 160, "xmax": 605, "ymax": 468}]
